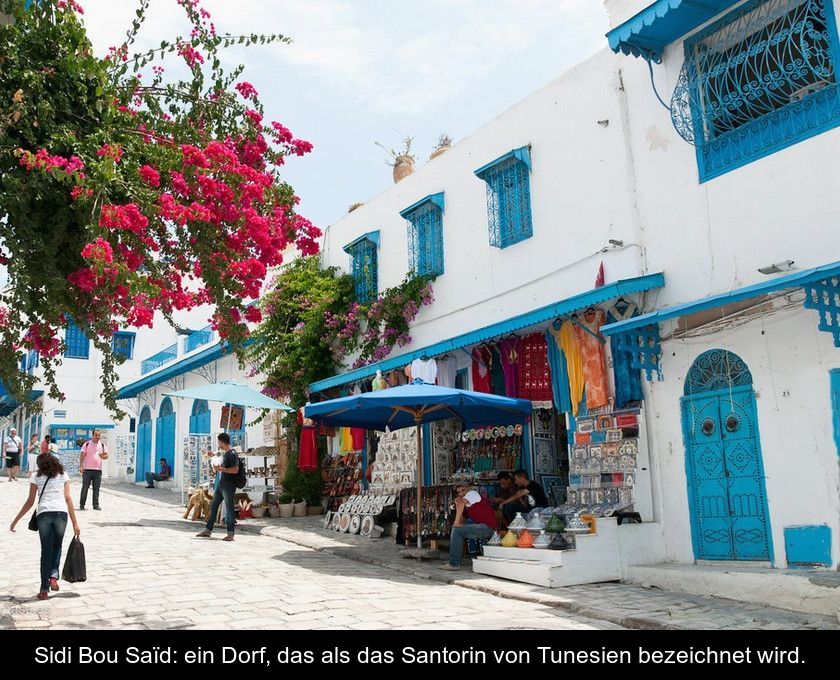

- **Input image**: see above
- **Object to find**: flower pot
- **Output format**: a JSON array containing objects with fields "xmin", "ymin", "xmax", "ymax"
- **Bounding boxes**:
[
  {"xmin": 268, "ymin": 506, "xmax": 281, "ymax": 518},
  {"xmin": 279, "ymin": 503, "xmax": 294, "ymax": 518},
  {"xmin": 307, "ymin": 505, "xmax": 323, "ymax": 515},
  {"xmin": 393, "ymin": 155, "xmax": 414, "ymax": 183},
  {"xmin": 429, "ymin": 145, "xmax": 449, "ymax": 160},
  {"xmin": 251, "ymin": 506, "xmax": 267, "ymax": 518},
  {"xmin": 293, "ymin": 501, "xmax": 307, "ymax": 517}
]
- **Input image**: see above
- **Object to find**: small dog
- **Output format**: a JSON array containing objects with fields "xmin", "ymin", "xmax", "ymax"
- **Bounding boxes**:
[{"xmin": 184, "ymin": 485, "xmax": 212, "ymax": 522}]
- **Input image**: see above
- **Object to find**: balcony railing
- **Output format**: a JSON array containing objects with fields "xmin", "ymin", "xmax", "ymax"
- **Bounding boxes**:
[
  {"xmin": 184, "ymin": 326, "xmax": 214, "ymax": 354},
  {"xmin": 140, "ymin": 343, "xmax": 178, "ymax": 375}
]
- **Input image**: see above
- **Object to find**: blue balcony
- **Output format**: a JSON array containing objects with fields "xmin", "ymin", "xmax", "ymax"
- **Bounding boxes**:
[
  {"xmin": 184, "ymin": 326, "xmax": 214, "ymax": 354},
  {"xmin": 140, "ymin": 343, "xmax": 178, "ymax": 375}
]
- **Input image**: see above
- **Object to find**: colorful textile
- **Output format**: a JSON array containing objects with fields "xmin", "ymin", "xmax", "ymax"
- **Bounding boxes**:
[
  {"xmin": 489, "ymin": 345, "xmax": 507, "ymax": 396},
  {"xmin": 606, "ymin": 303, "xmax": 644, "ymax": 408},
  {"xmin": 350, "ymin": 428, "xmax": 365, "ymax": 451},
  {"xmin": 499, "ymin": 337, "xmax": 521, "ymax": 398},
  {"xmin": 552, "ymin": 320, "xmax": 584, "ymax": 416},
  {"xmin": 436, "ymin": 355, "xmax": 458, "ymax": 388},
  {"xmin": 575, "ymin": 309, "xmax": 610, "ymax": 410},
  {"xmin": 471, "ymin": 346, "xmax": 492, "ymax": 393},
  {"xmin": 545, "ymin": 329, "xmax": 572, "ymax": 414},
  {"xmin": 297, "ymin": 409, "xmax": 318, "ymax": 472},
  {"xmin": 517, "ymin": 333, "xmax": 552, "ymax": 402},
  {"xmin": 339, "ymin": 427, "xmax": 354, "ymax": 454}
]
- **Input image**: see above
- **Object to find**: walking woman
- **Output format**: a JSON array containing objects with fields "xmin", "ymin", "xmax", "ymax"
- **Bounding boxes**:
[
  {"xmin": 9, "ymin": 453, "xmax": 81, "ymax": 599},
  {"xmin": 27, "ymin": 434, "xmax": 40, "ymax": 479}
]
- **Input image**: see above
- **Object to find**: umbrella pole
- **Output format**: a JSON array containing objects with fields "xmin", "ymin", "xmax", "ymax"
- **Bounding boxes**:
[{"xmin": 415, "ymin": 415, "xmax": 422, "ymax": 550}]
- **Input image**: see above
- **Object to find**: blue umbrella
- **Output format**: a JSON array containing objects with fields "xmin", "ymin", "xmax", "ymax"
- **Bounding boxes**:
[
  {"xmin": 305, "ymin": 381, "xmax": 532, "ymax": 548},
  {"xmin": 163, "ymin": 381, "xmax": 293, "ymax": 413}
]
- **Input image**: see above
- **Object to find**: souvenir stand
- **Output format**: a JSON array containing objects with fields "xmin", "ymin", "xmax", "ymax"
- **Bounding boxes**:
[{"xmin": 114, "ymin": 433, "xmax": 136, "ymax": 478}]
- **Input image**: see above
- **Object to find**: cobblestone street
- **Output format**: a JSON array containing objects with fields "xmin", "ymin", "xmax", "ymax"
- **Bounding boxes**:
[{"xmin": 1, "ymin": 482, "xmax": 837, "ymax": 630}]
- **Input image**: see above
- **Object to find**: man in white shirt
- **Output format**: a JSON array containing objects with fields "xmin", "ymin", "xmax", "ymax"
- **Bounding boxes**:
[
  {"xmin": 4, "ymin": 427, "xmax": 23, "ymax": 482},
  {"xmin": 79, "ymin": 429, "xmax": 108, "ymax": 510}
]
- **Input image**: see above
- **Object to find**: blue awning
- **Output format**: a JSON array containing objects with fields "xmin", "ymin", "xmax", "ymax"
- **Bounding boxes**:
[
  {"xmin": 343, "ymin": 230, "xmax": 380, "ymax": 255},
  {"xmin": 606, "ymin": 0, "xmax": 739, "ymax": 61},
  {"xmin": 0, "ymin": 383, "xmax": 44, "ymax": 417},
  {"xmin": 601, "ymin": 261, "xmax": 840, "ymax": 346},
  {"xmin": 400, "ymin": 192, "xmax": 445, "ymax": 219},
  {"xmin": 309, "ymin": 272, "xmax": 665, "ymax": 392}
]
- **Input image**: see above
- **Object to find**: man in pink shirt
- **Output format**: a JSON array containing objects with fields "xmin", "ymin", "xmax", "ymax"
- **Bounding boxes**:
[{"xmin": 79, "ymin": 429, "xmax": 108, "ymax": 511}]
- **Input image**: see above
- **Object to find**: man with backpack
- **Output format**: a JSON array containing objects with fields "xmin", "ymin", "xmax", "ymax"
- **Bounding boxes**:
[{"xmin": 196, "ymin": 433, "xmax": 242, "ymax": 542}]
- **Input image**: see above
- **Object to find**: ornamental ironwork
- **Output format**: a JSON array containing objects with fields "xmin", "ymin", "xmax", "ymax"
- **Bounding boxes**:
[
  {"xmin": 481, "ymin": 156, "xmax": 533, "ymax": 248},
  {"xmin": 671, "ymin": 0, "xmax": 840, "ymax": 177},
  {"xmin": 405, "ymin": 199, "xmax": 444, "ymax": 277},
  {"xmin": 803, "ymin": 275, "xmax": 840, "ymax": 346},
  {"xmin": 348, "ymin": 238, "xmax": 378, "ymax": 304},
  {"xmin": 684, "ymin": 349, "xmax": 753, "ymax": 395}
]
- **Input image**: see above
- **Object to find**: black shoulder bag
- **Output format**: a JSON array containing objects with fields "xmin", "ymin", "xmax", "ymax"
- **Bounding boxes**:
[{"xmin": 28, "ymin": 476, "xmax": 50, "ymax": 531}]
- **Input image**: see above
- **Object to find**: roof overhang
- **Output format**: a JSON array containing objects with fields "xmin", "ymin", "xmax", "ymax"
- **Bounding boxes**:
[{"xmin": 0, "ymin": 385, "xmax": 43, "ymax": 417}]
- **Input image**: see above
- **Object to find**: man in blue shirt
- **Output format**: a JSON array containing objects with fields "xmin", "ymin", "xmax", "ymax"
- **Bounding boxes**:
[{"xmin": 195, "ymin": 433, "xmax": 239, "ymax": 542}]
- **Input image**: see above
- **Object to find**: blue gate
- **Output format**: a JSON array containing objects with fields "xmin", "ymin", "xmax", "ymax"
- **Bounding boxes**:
[
  {"xmin": 681, "ymin": 350, "xmax": 772, "ymax": 561},
  {"xmin": 135, "ymin": 406, "xmax": 153, "ymax": 483},
  {"xmin": 155, "ymin": 397, "xmax": 176, "ymax": 476}
]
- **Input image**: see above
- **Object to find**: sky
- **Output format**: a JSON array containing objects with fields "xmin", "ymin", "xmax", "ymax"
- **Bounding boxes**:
[{"xmin": 80, "ymin": 0, "xmax": 610, "ymax": 232}]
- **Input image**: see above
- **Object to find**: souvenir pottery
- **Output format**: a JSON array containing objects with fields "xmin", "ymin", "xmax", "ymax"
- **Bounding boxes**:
[
  {"xmin": 565, "ymin": 514, "xmax": 591, "ymax": 533},
  {"xmin": 533, "ymin": 532, "xmax": 552, "ymax": 549},
  {"xmin": 506, "ymin": 425, "xmax": 514, "ymax": 437},
  {"xmin": 516, "ymin": 529, "xmax": 534, "ymax": 548},
  {"xmin": 322, "ymin": 511, "xmax": 333, "ymax": 529},
  {"xmin": 548, "ymin": 533, "xmax": 572, "ymax": 550},
  {"xmin": 526, "ymin": 513, "xmax": 545, "ymax": 531},
  {"xmin": 330, "ymin": 513, "xmax": 341, "ymax": 531},
  {"xmin": 544, "ymin": 514, "xmax": 565, "ymax": 533},
  {"xmin": 338, "ymin": 513, "xmax": 351, "ymax": 533},
  {"xmin": 499, "ymin": 530, "xmax": 517, "ymax": 548},
  {"xmin": 507, "ymin": 512, "xmax": 527, "ymax": 530},
  {"xmin": 514, "ymin": 424, "xmax": 524, "ymax": 436},
  {"xmin": 349, "ymin": 515, "xmax": 361, "ymax": 534},
  {"xmin": 360, "ymin": 514, "xmax": 375, "ymax": 537},
  {"xmin": 487, "ymin": 531, "xmax": 502, "ymax": 546}
]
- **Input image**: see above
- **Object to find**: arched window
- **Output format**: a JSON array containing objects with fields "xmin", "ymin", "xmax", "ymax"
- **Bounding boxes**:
[
  {"xmin": 139, "ymin": 406, "xmax": 152, "ymax": 424},
  {"xmin": 159, "ymin": 397, "xmax": 174, "ymax": 418},
  {"xmin": 684, "ymin": 349, "xmax": 753, "ymax": 395}
]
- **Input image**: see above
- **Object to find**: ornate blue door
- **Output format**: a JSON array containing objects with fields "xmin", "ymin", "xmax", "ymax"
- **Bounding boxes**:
[
  {"xmin": 189, "ymin": 399, "xmax": 211, "ymax": 435},
  {"xmin": 135, "ymin": 406, "xmax": 152, "ymax": 483},
  {"xmin": 681, "ymin": 350, "xmax": 772, "ymax": 561},
  {"xmin": 155, "ymin": 397, "xmax": 176, "ymax": 476}
]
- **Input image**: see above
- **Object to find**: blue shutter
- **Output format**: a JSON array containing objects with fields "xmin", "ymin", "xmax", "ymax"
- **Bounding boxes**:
[
  {"xmin": 112, "ymin": 332, "xmax": 135, "ymax": 360},
  {"xmin": 350, "ymin": 239, "xmax": 378, "ymax": 303},
  {"xmin": 403, "ymin": 193, "xmax": 444, "ymax": 277},
  {"xmin": 475, "ymin": 147, "xmax": 533, "ymax": 248},
  {"xmin": 65, "ymin": 320, "xmax": 90, "ymax": 359}
]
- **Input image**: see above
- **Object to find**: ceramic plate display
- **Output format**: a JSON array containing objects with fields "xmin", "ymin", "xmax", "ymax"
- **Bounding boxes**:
[
  {"xmin": 330, "ymin": 513, "xmax": 341, "ymax": 530},
  {"xmin": 349, "ymin": 515, "xmax": 361, "ymax": 534},
  {"xmin": 360, "ymin": 514, "xmax": 375, "ymax": 537},
  {"xmin": 373, "ymin": 504, "xmax": 384, "ymax": 515},
  {"xmin": 506, "ymin": 425, "xmax": 515, "ymax": 437},
  {"xmin": 514, "ymin": 424, "xmax": 524, "ymax": 436},
  {"xmin": 338, "ymin": 513, "xmax": 351, "ymax": 533},
  {"xmin": 385, "ymin": 495, "xmax": 396, "ymax": 506},
  {"xmin": 322, "ymin": 511, "xmax": 333, "ymax": 529}
]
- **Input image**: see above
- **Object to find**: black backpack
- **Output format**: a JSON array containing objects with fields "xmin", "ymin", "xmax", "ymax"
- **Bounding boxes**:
[{"xmin": 234, "ymin": 456, "xmax": 247, "ymax": 489}]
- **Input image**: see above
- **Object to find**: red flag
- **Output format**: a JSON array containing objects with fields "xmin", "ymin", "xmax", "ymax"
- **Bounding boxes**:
[{"xmin": 595, "ymin": 261, "xmax": 605, "ymax": 288}]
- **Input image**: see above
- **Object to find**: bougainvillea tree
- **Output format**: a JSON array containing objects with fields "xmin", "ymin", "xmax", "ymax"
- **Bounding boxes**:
[{"xmin": 0, "ymin": 0, "xmax": 319, "ymax": 413}]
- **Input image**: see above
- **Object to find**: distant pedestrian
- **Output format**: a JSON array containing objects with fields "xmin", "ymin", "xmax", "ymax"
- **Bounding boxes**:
[
  {"xmin": 27, "ymin": 434, "xmax": 40, "ymax": 478},
  {"xmin": 79, "ymin": 429, "xmax": 108, "ymax": 511},
  {"xmin": 41, "ymin": 435, "xmax": 58, "ymax": 456},
  {"xmin": 145, "ymin": 458, "xmax": 171, "ymax": 488},
  {"xmin": 9, "ymin": 453, "xmax": 81, "ymax": 600},
  {"xmin": 195, "ymin": 433, "xmax": 239, "ymax": 542},
  {"xmin": 4, "ymin": 427, "xmax": 23, "ymax": 482}
]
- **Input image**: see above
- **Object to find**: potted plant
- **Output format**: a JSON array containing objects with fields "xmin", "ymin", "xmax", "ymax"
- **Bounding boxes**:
[
  {"xmin": 251, "ymin": 503, "xmax": 267, "ymax": 518},
  {"xmin": 293, "ymin": 498, "xmax": 307, "ymax": 517},
  {"xmin": 375, "ymin": 136, "xmax": 415, "ymax": 183},
  {"xmin": 278, "ymin": 493, "xmax": 294, "ymax": 518},
  {"xmin": 430, "ymin": 133, "xmax": 453, "ymax": 160}
]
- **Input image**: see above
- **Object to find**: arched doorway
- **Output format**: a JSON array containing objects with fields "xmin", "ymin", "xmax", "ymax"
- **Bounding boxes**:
[
  {"xmin": 135, "ymin": 406, "xmax": 153, "ymax": 482},
  {"xmin": 681, "ymin": 349, "xmax": 772, "ymax": 561},
  {"xmin": 189, "ymin": 399, "xmax": 211, "ymax": 434},
  {"xmin": 155, "ymin": 397, "xmax": 176, "ymax": 477}
]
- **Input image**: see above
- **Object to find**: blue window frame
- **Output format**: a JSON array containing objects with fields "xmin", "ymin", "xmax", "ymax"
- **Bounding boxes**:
[
  {"xmin": 64, "ymin": 319, "xmax": 90, "ymax": 359},
  {"xmin": 673, "ymin": 0, "xmax": 840, "ymax": 182},
  {"xmin": 400, "ymin": 193, "xmax": 445, "ymax": 277},
  {"xmin": 184, "ymin": 326, "xmax": 213, "ymax": 353},
  {"xmin": 112, "ymin": 331, "xmax": 135, "ymax": 360},
  {"xmin": 474, "ymin": 146, "xmax": 533, "ymax": 248},
  {"xmin": 343, "ymin": 232, "xmax": 379, "ymax": 304}
]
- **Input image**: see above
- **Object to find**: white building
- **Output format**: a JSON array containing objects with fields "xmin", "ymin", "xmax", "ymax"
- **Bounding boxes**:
[{"xmin": 310, "ymin": 0, "xmax": 840, "ymax": 598}]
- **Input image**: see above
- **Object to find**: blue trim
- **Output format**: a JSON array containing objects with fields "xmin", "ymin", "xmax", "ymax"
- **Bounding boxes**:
[
  {"xmin": 48, "ymin": 423, "xmax": 115, "ymax": 430},
  {"xmin": 474, "ymin": 146, "xmax": 532, "ymax": 178},
  {"xmin": 0, "ymin": 387, "xmax": 44, "ymax": 417},
  {"xmin": 606, "ymin": 0, "xmax": 740, "ymax": 61},
  {"xmin": 342, "ymin": 230, "xmax": 380, "ymax": 255},
  {"xmin": 784, "ymin": 525, "xmax": 832, "ymax": 567},
  {"xmin": 112, "ymin": 331, "xmax": 136, "ymax": 360},
  {"xmin": 602, "ymin": 260, "xmax": 840, "ymax": 337},
  {"xmin": 309, "ymin": 273, "xmax": 665, "ymax": 392},
  {"xmin": 64, "ymin": 319, "xmax": 90, "ymax": 359},
  {"xmin": 117, "ymin": 341, "xmax": 229, "ymax": 399},
  {"xmin": 422, "ymin": 422, "xmax": 433, "ymax": 485},
  {"xmin": 399, "ymin": 192, "xmax": 445, "ymax": 218},
  {"xmin": 831, "ymin": 368, "xmax": 840, "ymax": 456}
]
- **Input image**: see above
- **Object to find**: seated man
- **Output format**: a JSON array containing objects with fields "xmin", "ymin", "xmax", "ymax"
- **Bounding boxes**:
[
  {"xmin": 440, "ymin": 486, "xmax": 498, "ymax": 572},
  {"xmin": 490, "ymin": 471, "xmax": 516, "ymax": 528},
  {"xmin": 498, "ymin": 468, "xmax": 549, "ymax": 523},
  {"xmin": 145, "ymin": 458, "xmax": 171, "ymax": 488}
]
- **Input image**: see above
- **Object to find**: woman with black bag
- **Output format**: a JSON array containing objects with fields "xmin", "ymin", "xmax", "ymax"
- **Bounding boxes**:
[{"xmin": 9, "ymin": 454, "xmax": 81, "ymax": 600}]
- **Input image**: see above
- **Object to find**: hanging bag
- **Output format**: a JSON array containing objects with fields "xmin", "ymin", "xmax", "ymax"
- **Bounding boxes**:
[
  {"xmin": 61, "ymin": 536, "xmax": 87, "ymax": 583},
  {"xmin": 27, "ymin": 476, "xmax": 50, "ymax": 531}
]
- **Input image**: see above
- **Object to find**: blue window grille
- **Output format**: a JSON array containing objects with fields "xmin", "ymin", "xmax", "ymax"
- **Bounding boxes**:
[
  {"xmin": 140, "ymin": 343, "xmax": 178, "ymax": 375},
  {"xmin": 474, "ymin": 146, "xmax": 533, "ymax": 248},
  {"xmin": 400, "ymin": 193, "xmax": 445, "ymax": 277},
  {"xmin": 672, "ymin": 0, "xmax": 840, "ymax": 182},
  {"xmin": 184, "ymin": 326, "xmax": 214, "ymax": 353},
  {"xmin": 344, "ymin": 233, "xmax": 379, "ymax": 304},
  {"xmin": 112, "ymin": 332, "xmax": 136, "ymax": 360},
  {"xmin": 64, "ymin": 319, "xmax": 90, "ymax": 359}
]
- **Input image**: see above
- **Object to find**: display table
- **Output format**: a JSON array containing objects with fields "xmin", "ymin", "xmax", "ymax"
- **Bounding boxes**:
[{"xmin": 472, "ymin": 517, "xmax": 621, "ymax": 587}]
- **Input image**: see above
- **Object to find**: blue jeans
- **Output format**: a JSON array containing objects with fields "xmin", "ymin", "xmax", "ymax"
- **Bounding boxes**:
[
  {"xmin": 205, "ymin": 484, "xmax": 235, "ymax": 536},
  {"xmin": 37, "ymin": 511, "xmax": 67, "ymax": 592},
  {"xmin": 448, "ymin": 523, "xmax": 494, "ymax": 567},
  {"xmin": 145, "ymin": 472, "xmax": 167, "ymax": 487}
]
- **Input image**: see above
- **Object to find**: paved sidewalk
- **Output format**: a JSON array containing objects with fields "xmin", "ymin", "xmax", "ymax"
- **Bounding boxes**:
[{"xmin": 105, "ymin": 484, "xmax": 840, "ymax": 630}]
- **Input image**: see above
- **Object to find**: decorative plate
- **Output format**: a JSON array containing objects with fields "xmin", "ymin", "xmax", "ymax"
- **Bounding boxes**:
[
  {"xmin": 514, "ymin": 424, "xmax": 524, "ymax": 436},
  {"xmin": 338, "ymin": 513, "xmax": 351, "ymax": 533},
  {"xmin": 506, "ymin": 425, "xmax": 515, "ymax": 437},
  {"xmin": 322, "ymin": 511, "xmax": 332, "ymax": 529},
  {"xmin": 462, "ymin": 431, "xmax": 469, "ymax": 442},
  {"xmin": 385, "ymin": 495, "xmax": 396, "ymax": 506},
  {"xmin": 330, "ymin": 513, "xmax": 341, "ymax": 530},
  {"xmin": 349, "ymin": 515, "xmax": 361, "ymax": 534},
  {"xmin": 360, "ymin": 514, "xmax": 375, "ymax": 537}
]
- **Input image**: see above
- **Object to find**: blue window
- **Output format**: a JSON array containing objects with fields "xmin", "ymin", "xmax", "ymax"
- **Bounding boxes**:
[
  {"xmin": 400, "ymin": 193, "xmax": 445, "ymax": 277},
  {"xmin": 673, "ymin": 0, "xmax": 840, "ymax": 182},
  {"xmin": 64, "ymin": 319, "xmax": 90, "ymax": 359},
  {"xmin": 112, "ymin": 332, "xmax": 135, "ymax": 360},
  {"xmin": 184, "ymin": 326, "xmax": 213, "ymax": 353},
  {"xmin": 140, "ymin": 343, "xmax": 178, "ymax": 375},
  {"xmin": 475, "ymin": 146, "xmax": 533, "ymax": 248},
  {"xmin": 343, "ymin": 232, "xmax": 379, "ymax": 304}
]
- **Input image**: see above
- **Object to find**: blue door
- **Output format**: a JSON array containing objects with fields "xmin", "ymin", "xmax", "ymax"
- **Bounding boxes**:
[
  {"xmin": 135, "ymin": 407, "xmax": 153, "ymax": 482},
  {"xmin": 189, "ymin": 399, "xmax": 211, "ymax": 434},
  {"xmin": 831, "ymin": 369, "xmax": 840, "ymax": 456},
  {"xmin": 155, "ymin": 397, "xmax": 176, "ymax": 475},
  {"xmin": 681, "ymin": 350, "xmax": 772, "ymax": 561}
]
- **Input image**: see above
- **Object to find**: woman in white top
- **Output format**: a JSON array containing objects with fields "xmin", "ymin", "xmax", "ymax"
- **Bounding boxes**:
[
  {"xmin": 27, "ymin": 434, "xmax": 40, "ymax": 478},
  {"xmin": 10, "ymin": 453, "xmax": 81, "ymax": 600}
]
